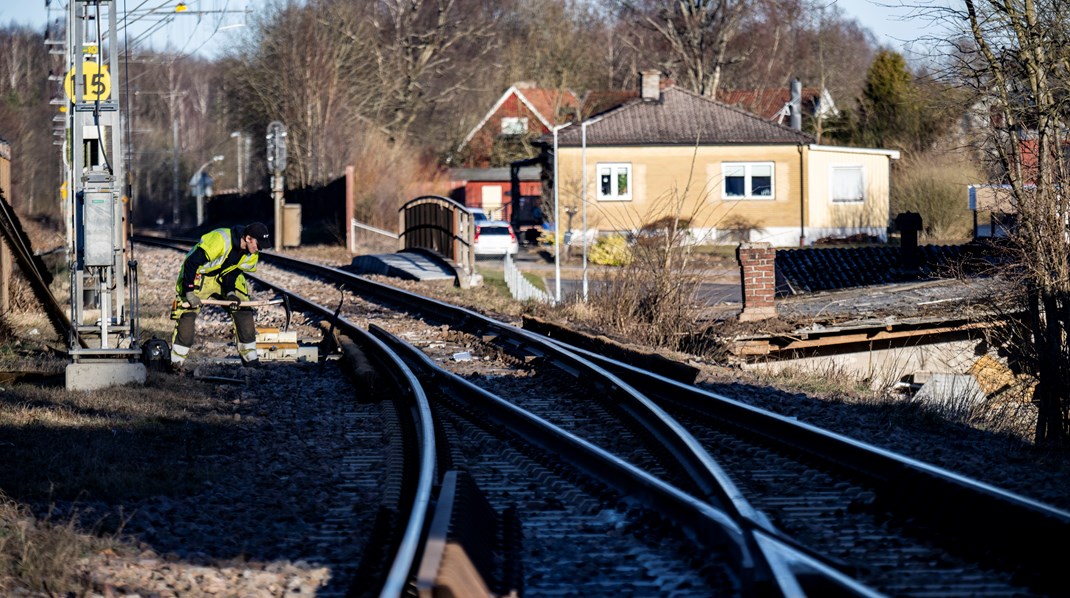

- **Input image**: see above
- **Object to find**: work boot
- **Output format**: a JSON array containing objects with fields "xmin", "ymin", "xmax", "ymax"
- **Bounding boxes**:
[{"xmin": 242, "ymin": 359, "xmax": 262, "ymax": 369}]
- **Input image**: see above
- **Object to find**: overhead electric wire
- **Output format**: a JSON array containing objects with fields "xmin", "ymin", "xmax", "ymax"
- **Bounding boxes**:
[
  {"xmin": 171, "ymin": 0, "xmax": 235, "ymax": 57},
  {"xmin": 113, "ymin": 0, "xmax": 246, "ymax": 59},
  {"xmin": 112, "ymin": 0, "xmax": 175, "ymax": 35},
  {"xmin": 108, "ymin": 0, "xmax": 178, "ymax": 55}
]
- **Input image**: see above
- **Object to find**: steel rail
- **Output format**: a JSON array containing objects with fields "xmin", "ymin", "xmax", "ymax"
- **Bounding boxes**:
[
  {"xmin": 556, "ymin": 340, "xmax": 1070, "ymax": 594},
  {"xmin": 246, "ymin": 249, "xmax": 880, "ymax": 585},
  {"xmin": 227, "ymin": 247, "xmax": 746, "ymax": 505},
  {"xmin": 133, "ymin": 237, "xmax": 436, "ymax": 597},
  {"xmin": 239, "ymin": 276, "xmax": 438, "ymax": 598},
  {"xmin": 135, "ymin": 236, "xmax": 876, "ymax": 594},
  {"xmin": 363, "ymin": 322, "xmax": 787, "ymax": 594}
]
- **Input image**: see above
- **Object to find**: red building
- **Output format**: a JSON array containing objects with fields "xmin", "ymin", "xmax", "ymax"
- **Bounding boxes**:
[
  {"xmin": 456, "ymin": 82, "xmax": 580, "ymax": 169},
  {"xmin": 448, "ymin": 165, "xmax": 543, "ymax": 236}
]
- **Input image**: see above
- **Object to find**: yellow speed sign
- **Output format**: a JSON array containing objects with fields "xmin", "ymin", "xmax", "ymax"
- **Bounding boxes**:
[{"xmin": 63, "ymin": 61, "xmax": 111, "ymax": 102}]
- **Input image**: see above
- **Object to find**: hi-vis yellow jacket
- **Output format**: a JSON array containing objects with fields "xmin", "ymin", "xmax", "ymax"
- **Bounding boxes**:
[{"xmin": 175, "ymin": 226, "xmax": 259, "ymax": 298}]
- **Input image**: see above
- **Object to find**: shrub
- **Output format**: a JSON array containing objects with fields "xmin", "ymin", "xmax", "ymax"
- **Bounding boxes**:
[
  {"xmin": 588, "ymin": 235, "xmax": 632, "ymax": 266},
  {"xmin": 891, "ymin": 149, "xmax": 978, "ymax": 242}
]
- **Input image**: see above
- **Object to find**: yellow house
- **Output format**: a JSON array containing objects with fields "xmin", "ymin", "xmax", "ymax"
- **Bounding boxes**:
[{"xmin": 548, "ymin": 73, "xmax": 900, "ymax": 247}]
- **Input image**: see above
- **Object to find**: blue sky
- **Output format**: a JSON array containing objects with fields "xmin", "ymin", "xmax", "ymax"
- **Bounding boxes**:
[
  {"xmin": 2, "ymin": 0, "xmax": 941, "ymax": 59},
  {"xmin": 1, "ymin": 0, "xmax": 252, "ymax": 58}
]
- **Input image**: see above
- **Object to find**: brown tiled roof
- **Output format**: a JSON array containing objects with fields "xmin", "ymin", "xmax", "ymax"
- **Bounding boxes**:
[
  {"xmin": 556, "ymin": 86, "xmax": 814, "ymax": 146},
  {"xmin": 717, "ymin": 88, "xmax": 824, "ymax": 121}
]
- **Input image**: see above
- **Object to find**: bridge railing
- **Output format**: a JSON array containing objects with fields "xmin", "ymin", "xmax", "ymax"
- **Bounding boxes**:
[{"xmin": 398, "ymin": 195, "xmax": 474, "ymax": 276}]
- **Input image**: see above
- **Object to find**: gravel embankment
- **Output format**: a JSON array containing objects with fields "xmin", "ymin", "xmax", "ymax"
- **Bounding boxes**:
[{"xmin": 3, "ymin": 243, "xmax": 1069, "ymax": 597}]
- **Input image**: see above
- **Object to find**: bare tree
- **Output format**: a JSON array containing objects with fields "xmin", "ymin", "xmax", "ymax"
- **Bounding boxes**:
[
  {"xmin": 0, "ymin": 26, "xmax": 57, "ymax": 217},
  {"xmin": 615, "ymin": 0, "xmax": 748, "ymax": 97},
  {"xmin": 953, "ymin": 0, "xmax": 1070, "ymax": 446},
  {"xmin": 721, "ymin": 0, "xmax": 875, "ymax": 113},
  {"xmin": 368, "ymin": 0, "xmax": 497, "ymax": 142},
  {"xmin": 228, "ymin": 1, "xmax": 371, "ymax": 187},
  {"xmin": 496, "ymin": 0, "xmax": 610, "ymax": 92}
]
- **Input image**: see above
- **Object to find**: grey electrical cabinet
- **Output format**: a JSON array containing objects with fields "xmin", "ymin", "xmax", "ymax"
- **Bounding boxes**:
[{"xmin": 84, "ymin": 188, "xmax": 114, "ymax": 267}]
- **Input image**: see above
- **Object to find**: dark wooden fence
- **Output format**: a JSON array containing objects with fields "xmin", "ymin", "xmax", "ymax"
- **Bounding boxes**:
[{"xmin": 206, "ymin": 175, "xmax": 348, "ymax": 246}]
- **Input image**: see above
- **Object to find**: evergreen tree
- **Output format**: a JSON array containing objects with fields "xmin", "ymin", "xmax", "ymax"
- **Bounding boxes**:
[{"xmin": 859, "ymin": 49, "xmax": 918, "ymax": 150}]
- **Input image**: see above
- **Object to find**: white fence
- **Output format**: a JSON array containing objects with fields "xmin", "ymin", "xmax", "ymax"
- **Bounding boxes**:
[{"xmin": 504, "ymin": 253, "xmax": 554, "ymax": 305}]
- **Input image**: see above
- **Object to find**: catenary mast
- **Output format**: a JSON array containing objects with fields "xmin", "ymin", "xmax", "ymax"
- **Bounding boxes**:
[{"xmin": 63, "ymin": 0, "xmax": 145, "ymax": 390}]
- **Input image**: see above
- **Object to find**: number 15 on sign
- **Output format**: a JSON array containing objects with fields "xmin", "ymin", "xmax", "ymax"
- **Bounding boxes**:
[{"xmin": 63, "ymin": 62, "xmax": 111, "ymax": 102}]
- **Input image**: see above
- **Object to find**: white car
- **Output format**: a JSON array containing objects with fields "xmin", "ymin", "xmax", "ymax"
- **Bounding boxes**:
[
  {"xmin": 473, "ymin": 220, "xmax": 519, "ymax": 256},
  {"xmin": 467, "ymin": 207, "xmax": 489, "ymax": 223}
]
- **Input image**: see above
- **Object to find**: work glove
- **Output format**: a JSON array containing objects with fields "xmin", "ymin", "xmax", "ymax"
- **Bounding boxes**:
[
  {"xmin": 226, "ymin": 292, "xmax": 243, "ymax": 309},
  {"xmin": 184, "ymin": 294, "xmax": 201, "ymax": 308}
]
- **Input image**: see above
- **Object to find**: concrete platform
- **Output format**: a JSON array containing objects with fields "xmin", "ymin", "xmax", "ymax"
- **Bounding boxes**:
[
  {"xmin": 349, "ymin": 249, "xmax": 457, "ymax": 282},
  {"xmin": 66, "ymin": 361, "xmax": 146, "ymax": 391}
]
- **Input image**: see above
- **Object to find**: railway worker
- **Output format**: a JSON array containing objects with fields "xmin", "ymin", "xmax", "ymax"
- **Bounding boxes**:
[{"xmin": 169, "ymin": 222, "xmax": 271, "ymax": 371}]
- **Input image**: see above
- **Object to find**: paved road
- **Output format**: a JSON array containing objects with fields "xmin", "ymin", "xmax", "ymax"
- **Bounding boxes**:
[
  {"xmin": 541, "ymin": 278, "xmax": 742, "ymax": 305},
  {"xmin": 504, "ymin": 247, "xmax": 742, "ymax": 306}
]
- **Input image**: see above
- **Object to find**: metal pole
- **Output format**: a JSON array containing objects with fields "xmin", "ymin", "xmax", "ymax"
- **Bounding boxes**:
[
  {"xmin": 172, "ymin": 115, "xmax": 179, "ymax": 225},
  {"xmin": 231, "ymin": 131, "xmax": 243, "ymax": 193},
  {"xmin": 581, "ymin": 121, "xmax": 589, "ymax": 302},
  {"xmin": 553, "ymin": 125, "xmax": 562, "ymax": 303},
  {"xmin": 194, "ymin": 155, "xmax": 223, "ymax": 226},
  {"xmin": 237, "ymin": 134, "xmax": 243, "ymax": 193},
  {"xmin": 274, "ymin": 174, "xmax": 283, "ymax": 246},
  {"xmin": 194, "ymin": 161, "xmax": 207, "ymax": 227}
]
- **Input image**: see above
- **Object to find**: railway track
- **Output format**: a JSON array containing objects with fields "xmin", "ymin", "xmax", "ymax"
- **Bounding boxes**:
[{"xmin": 130, "ymin": 237, "xmax": 1068, "ymax": 596}]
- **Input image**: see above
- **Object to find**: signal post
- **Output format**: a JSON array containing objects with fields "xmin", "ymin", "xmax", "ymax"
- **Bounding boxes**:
[{"xmin": 266, "ymin": 121, "xmax": 287, "ymax": 246}]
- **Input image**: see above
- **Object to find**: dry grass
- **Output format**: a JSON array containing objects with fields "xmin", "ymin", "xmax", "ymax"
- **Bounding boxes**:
[
  {"xmin": 891, "ymin": 150, "xmax": 978, "ymax": 242},
  {"xmin": 0, "ymin": 228, "xmax": 1046, "ymax": 591},
  {"xmin": 0, "ymin": 357, "xmax": 248, "ymax": 594},
  {"xmin": 0, "ymin": 492, "xmax": 127, "ymax": 596},
  {"xmin": 735, "ymin": 362, "xmax": 1038, "ymax": 443}
]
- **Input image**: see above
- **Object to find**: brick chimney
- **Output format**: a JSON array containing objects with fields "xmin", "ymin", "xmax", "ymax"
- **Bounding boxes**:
[
  {"xmin": 641, "ymin": 70, "xmax": 661, "ymax": 101},
  {"xmin": 737, "ymin": 242, "xmax": 777, "ymax": 321}
]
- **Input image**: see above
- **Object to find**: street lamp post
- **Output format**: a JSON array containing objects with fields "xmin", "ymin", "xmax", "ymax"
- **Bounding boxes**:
[
  {"xmin": 192, "ymin": 155, "xmax": 224, "ymax": 226},
  {"xmin": 552, "ymin": 124, "xmax": 568, "ymax": 304},
  {"xmin": 581, "ymin": 121, "xmax": 589, "ymax": 302}
]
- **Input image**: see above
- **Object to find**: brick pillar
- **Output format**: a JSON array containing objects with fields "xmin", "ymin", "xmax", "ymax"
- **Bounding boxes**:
[
  {"xmin": 345, "ymin": 165, "xmax": 355, "ymax": 254},
  {"xmin": 737, "ymin": 242, "xmax": 776, "ymax": 322}
]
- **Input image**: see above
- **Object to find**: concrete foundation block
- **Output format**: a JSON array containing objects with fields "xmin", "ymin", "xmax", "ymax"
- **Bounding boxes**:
[
  {"xmin": 66, "ymin": 362, "xmax": 147, "ymax": 391},
  {"xmin": 739, "ymin": 306, "xmax": 777, "ymax": 322}
]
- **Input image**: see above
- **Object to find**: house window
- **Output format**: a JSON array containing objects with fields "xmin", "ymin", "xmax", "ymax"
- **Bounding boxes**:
[
  {"xmin": 597, "ymin": 163, "xmax": 632, "ymax": 201},
  {"xmin": 501, "ymin": 116, "xmax": 528, "ymax": 136},
  {"xmin": 831, "ymin": 165, "xmax": 864, "ymax": 202},
  {"xmin": 722, "ymin": 162, "xmax": 774, "ymax": 199}
]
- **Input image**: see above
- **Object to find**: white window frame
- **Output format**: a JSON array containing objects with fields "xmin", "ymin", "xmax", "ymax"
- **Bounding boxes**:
[
  {"xmin": 597, "ymin": 163, "xmax": 633, "ymax": 202},
  {"xmin": 500, "ymin": 116, "xmax": 528, "ymax": 136},
  {"xmin": 721, "ymin": 161, "xmax": 775, "ymax": 200},
  {"xmin": 830, "ymin": 165, "xmax": 865, "ymax": 203}
]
